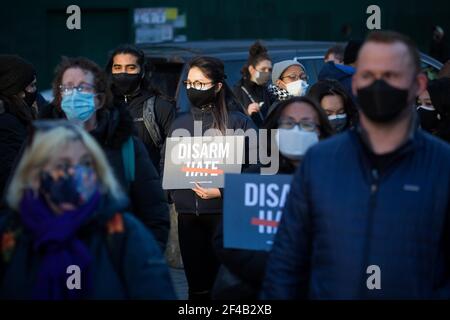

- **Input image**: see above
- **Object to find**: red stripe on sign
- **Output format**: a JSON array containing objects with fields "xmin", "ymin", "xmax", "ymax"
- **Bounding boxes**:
[
  {"xmin": 251, "ymin": 217, "xmax": 279, "ymax": 228},
  {"xmin": 181, "ymin": 167, "xmax": 224, "ymax": 175}
]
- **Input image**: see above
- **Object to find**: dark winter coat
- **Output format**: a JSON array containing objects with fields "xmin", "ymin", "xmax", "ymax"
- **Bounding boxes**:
[{"xmin": 0, "ymin": 193, "xmax": 176, "ymax": 300}]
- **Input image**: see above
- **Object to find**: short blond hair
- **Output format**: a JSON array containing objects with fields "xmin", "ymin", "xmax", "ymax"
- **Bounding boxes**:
[{"xmin": 7, "ymin": 123, "xmax": 125, "ymax": 210}]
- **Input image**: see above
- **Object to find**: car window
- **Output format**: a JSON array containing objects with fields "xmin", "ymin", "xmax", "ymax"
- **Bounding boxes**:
[
  {"xmin": 224, "ymin": 60, "xmax": 247, "ymax": 87},
  {"xmin": 294, "ymin": 57, "xmax": 324, "ymax": 85},
  {"xmin": 147, "ymin": 59, "xmax": 184, "ymax": 98},
  {"xmin": 421, "ymin": 61, "xmax": 440, "ymax": 81}
]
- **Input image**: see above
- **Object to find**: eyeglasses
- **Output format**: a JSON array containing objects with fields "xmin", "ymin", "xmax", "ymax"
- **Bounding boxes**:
[
  {"xmin": 59, "ymin": 83, "xmax": 95, "ymax": 96},
  {"xmin": 278, "ymin": 118, "xmax": 318, "ymax": 132},
  {"xmin": 183, "ymin": 80, "xmax": 215, "ymax": 90},
  {"xmin": 281, "ymin": 73, "xmax": 308, "ymax": 82}
]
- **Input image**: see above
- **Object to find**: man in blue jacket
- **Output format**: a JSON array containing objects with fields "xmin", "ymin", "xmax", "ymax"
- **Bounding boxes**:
[{"xmin": 262, "ymin": 31, "xmax": 450, "ymax": 299}]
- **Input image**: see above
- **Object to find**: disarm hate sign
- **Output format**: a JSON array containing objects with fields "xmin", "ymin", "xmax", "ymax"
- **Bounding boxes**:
[
  {"xmin": 162, "ymin": 136, "xmax": 244, "ymax": 190},
  {"xmin": 223, "ymin": 173, "xmax": 292, "ymax": 251}
]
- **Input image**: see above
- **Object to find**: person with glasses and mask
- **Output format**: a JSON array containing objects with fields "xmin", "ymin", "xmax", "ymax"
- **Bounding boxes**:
[
  {"xmin": 307, "ymin": 79, "xmax": 358, "ymax": 133},
  {"xmin": 263, "ymin": 96, "xmax": 334, "ymax": 172},
  {"xmin": 39, "ymin": 57, "xmax": 170, "ymax": 252},
  {"xmin": 0, "ymin": 55, "xmax": 38, "ymax": 213},
  {"xmin": 267, "ymin": 60, "xmax": 309, "ymax": 104},
  {"xmin": 163, "ymin": 56, "xmax": 257, "ymax": 300},
  {"xmin": 0, "ymin": 121, "xmax": 175, "ymax": 299},
  {"xmin": 233, "ymin": 41, "xmax": 273, "ymax": 128},
  {"xmin": 105, "ymin": 44, "xmax": 176, "ymax": 174},
  {"xmin": 263, "ymin": 31, "xmax": 450, "ymax": 300}
]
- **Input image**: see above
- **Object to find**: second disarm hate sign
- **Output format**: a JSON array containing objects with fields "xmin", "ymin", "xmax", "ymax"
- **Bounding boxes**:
[
  {"xmin": 162, "ymin": 136, "xmax": 244, "ymax": 190},
  {"xmin": 223, "ymin": 173, "xmax": 292, "ymax": 251}
]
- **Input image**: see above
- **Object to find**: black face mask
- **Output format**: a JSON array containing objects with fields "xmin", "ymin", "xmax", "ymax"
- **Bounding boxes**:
[
  {"xmin": 23, "ymin": 90, "xmax": 37, "ymax": 107},
  {"xmin": 187, "ymin": 86, "xmax": 217, "ymax": 109},
  {"xmin": 417, "ymin": 106, "xmax": 440, "ymax": 133},
  {"xmin": 112, "ymin": 73, "xmax": 142, "ymax": 96},
  {"xmin": 357, "ymin": 79, "xmax": 410, "ymax": 123}
]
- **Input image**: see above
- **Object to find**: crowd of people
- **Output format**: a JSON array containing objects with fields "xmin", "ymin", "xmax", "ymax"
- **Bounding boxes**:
[{"xmin": 1, "ymin": 29, "xmax": 450, "ymax": 300}]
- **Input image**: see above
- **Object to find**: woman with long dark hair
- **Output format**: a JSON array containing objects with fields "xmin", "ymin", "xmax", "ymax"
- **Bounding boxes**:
[
  {"xmin": 307, "ymin": 79, "xmax": 358, "ymax": 133},
  {"xmin": 163, "ymin": 56, "xmax": 257, "ymax": 300}
]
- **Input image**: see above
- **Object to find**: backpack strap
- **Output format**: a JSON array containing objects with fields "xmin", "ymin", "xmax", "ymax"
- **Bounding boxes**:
[
  {"xmin": 121, "ymin": 136, "xmax": 135, "ymax": 189},
  {"xmin": 142, "ymin": 96, "xmax": 163, "ymax": 147}
]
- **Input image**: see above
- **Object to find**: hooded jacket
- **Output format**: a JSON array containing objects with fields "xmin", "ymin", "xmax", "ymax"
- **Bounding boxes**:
[{"xmin": 0, "ymin": 99, "xmax": 31, "ymax": 212}]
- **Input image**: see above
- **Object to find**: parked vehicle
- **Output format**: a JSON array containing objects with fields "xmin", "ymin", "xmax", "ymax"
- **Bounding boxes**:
[{"xmin": 137, "ymin": 40, "xmax": 443, "ymax": 113}]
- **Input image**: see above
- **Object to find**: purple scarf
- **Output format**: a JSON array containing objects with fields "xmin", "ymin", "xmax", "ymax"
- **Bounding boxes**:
[{"xmin": 19, "ymin": 189, "xmax": 101, "ymax": 300}]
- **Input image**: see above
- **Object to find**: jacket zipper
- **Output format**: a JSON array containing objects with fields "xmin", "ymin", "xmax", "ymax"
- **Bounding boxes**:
[
  {"xmin": 360, "ymin": 168, "xmax": 379, "ymax": 297},
  {"xmin": 195, "ymin": 196, "xmax": 199, "ymax": 216},
  {"xmin": 194, "ymin": 110, "xmax": 205, "ymax": 217}
]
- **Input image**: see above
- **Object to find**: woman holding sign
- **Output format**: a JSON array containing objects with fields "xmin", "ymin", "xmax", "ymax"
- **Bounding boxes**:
[{"xmin": 162, "ymin": 56, "xmax": 257, "ymax": 300}]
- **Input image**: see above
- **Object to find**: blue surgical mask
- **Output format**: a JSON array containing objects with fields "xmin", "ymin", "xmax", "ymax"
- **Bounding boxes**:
[{"xmin": 61, "ymin": 91, "xmax": 96, "ymax": 122}]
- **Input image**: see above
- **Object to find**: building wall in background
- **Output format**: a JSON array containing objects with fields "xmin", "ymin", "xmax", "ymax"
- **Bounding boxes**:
[{"xmin": 1, "ymin": 0, "xmax": 449, "ymax": 89}]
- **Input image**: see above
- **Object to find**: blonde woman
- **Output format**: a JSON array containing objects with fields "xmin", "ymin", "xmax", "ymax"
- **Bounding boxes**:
[{"xmin": 0, "ymin": 121, "xmax": 175, "ymax": 300}]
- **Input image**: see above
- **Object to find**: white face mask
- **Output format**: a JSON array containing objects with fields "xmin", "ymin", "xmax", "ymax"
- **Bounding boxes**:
[
  {"xmin": 275, "ymin": 126, "xmax": 319, "ymax": 160},
  {"xmin": 285, "ymin": 79, "xmax": 309, "ymax": 97},
  {"xmin": 417, "ymin": 105, "xmax": 435, "ymax": 111}
]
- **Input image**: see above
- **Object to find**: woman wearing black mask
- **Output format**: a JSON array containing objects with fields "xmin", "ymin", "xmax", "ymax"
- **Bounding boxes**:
[
  {"xmin": 416, "ymin": 87, "xmax": 440, "ymax": 134},
  {"xmin": 105, "ymin": 44, "xmax": 176, "ymax": 173},
  {"xmin": 163, "ymin": 56, "xmax": 257, "ymax": 300},
  {"xmin": 307, "ymin": 79, "xmax": 358, "ymax": 133},
  {"xmin": 425, "ymin": 77, "xmax": 450, "ymax": 142},
  {"xmin": 233, "ymin": 41, "xmax": 273, "ymax": 127},
  {"xmin": 0, "ymin": 55, "xmax": 37, "ymax": 209}
]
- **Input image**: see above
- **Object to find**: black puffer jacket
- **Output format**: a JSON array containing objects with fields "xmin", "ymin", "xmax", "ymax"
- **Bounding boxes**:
[
  {"xmin": 0, "ymin": 100, "xmax": 29, "ymax": 210},
  {"xmin": 428, "ymin": 77, "xmax": 450, "ymax": 143},
  {"xmin": 114, "ymin": 89, "xmax": 176, "ymax": 174},
  {"xmin": 233, "ymin": 78, "xmax": 273, "ymax": 128},
  {"xmin": 39, "ymin": 104, "xmax": 170, "ymax": 251},
  {"xmin": 162, "ymin": 107, "xmax": 258, "ymax": 215}
]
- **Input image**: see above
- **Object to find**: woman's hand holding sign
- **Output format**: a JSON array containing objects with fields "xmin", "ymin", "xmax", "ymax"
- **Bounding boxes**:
[{"xmin": 192, "ymin": 182, "xmax": 221, "ymax": 200}]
